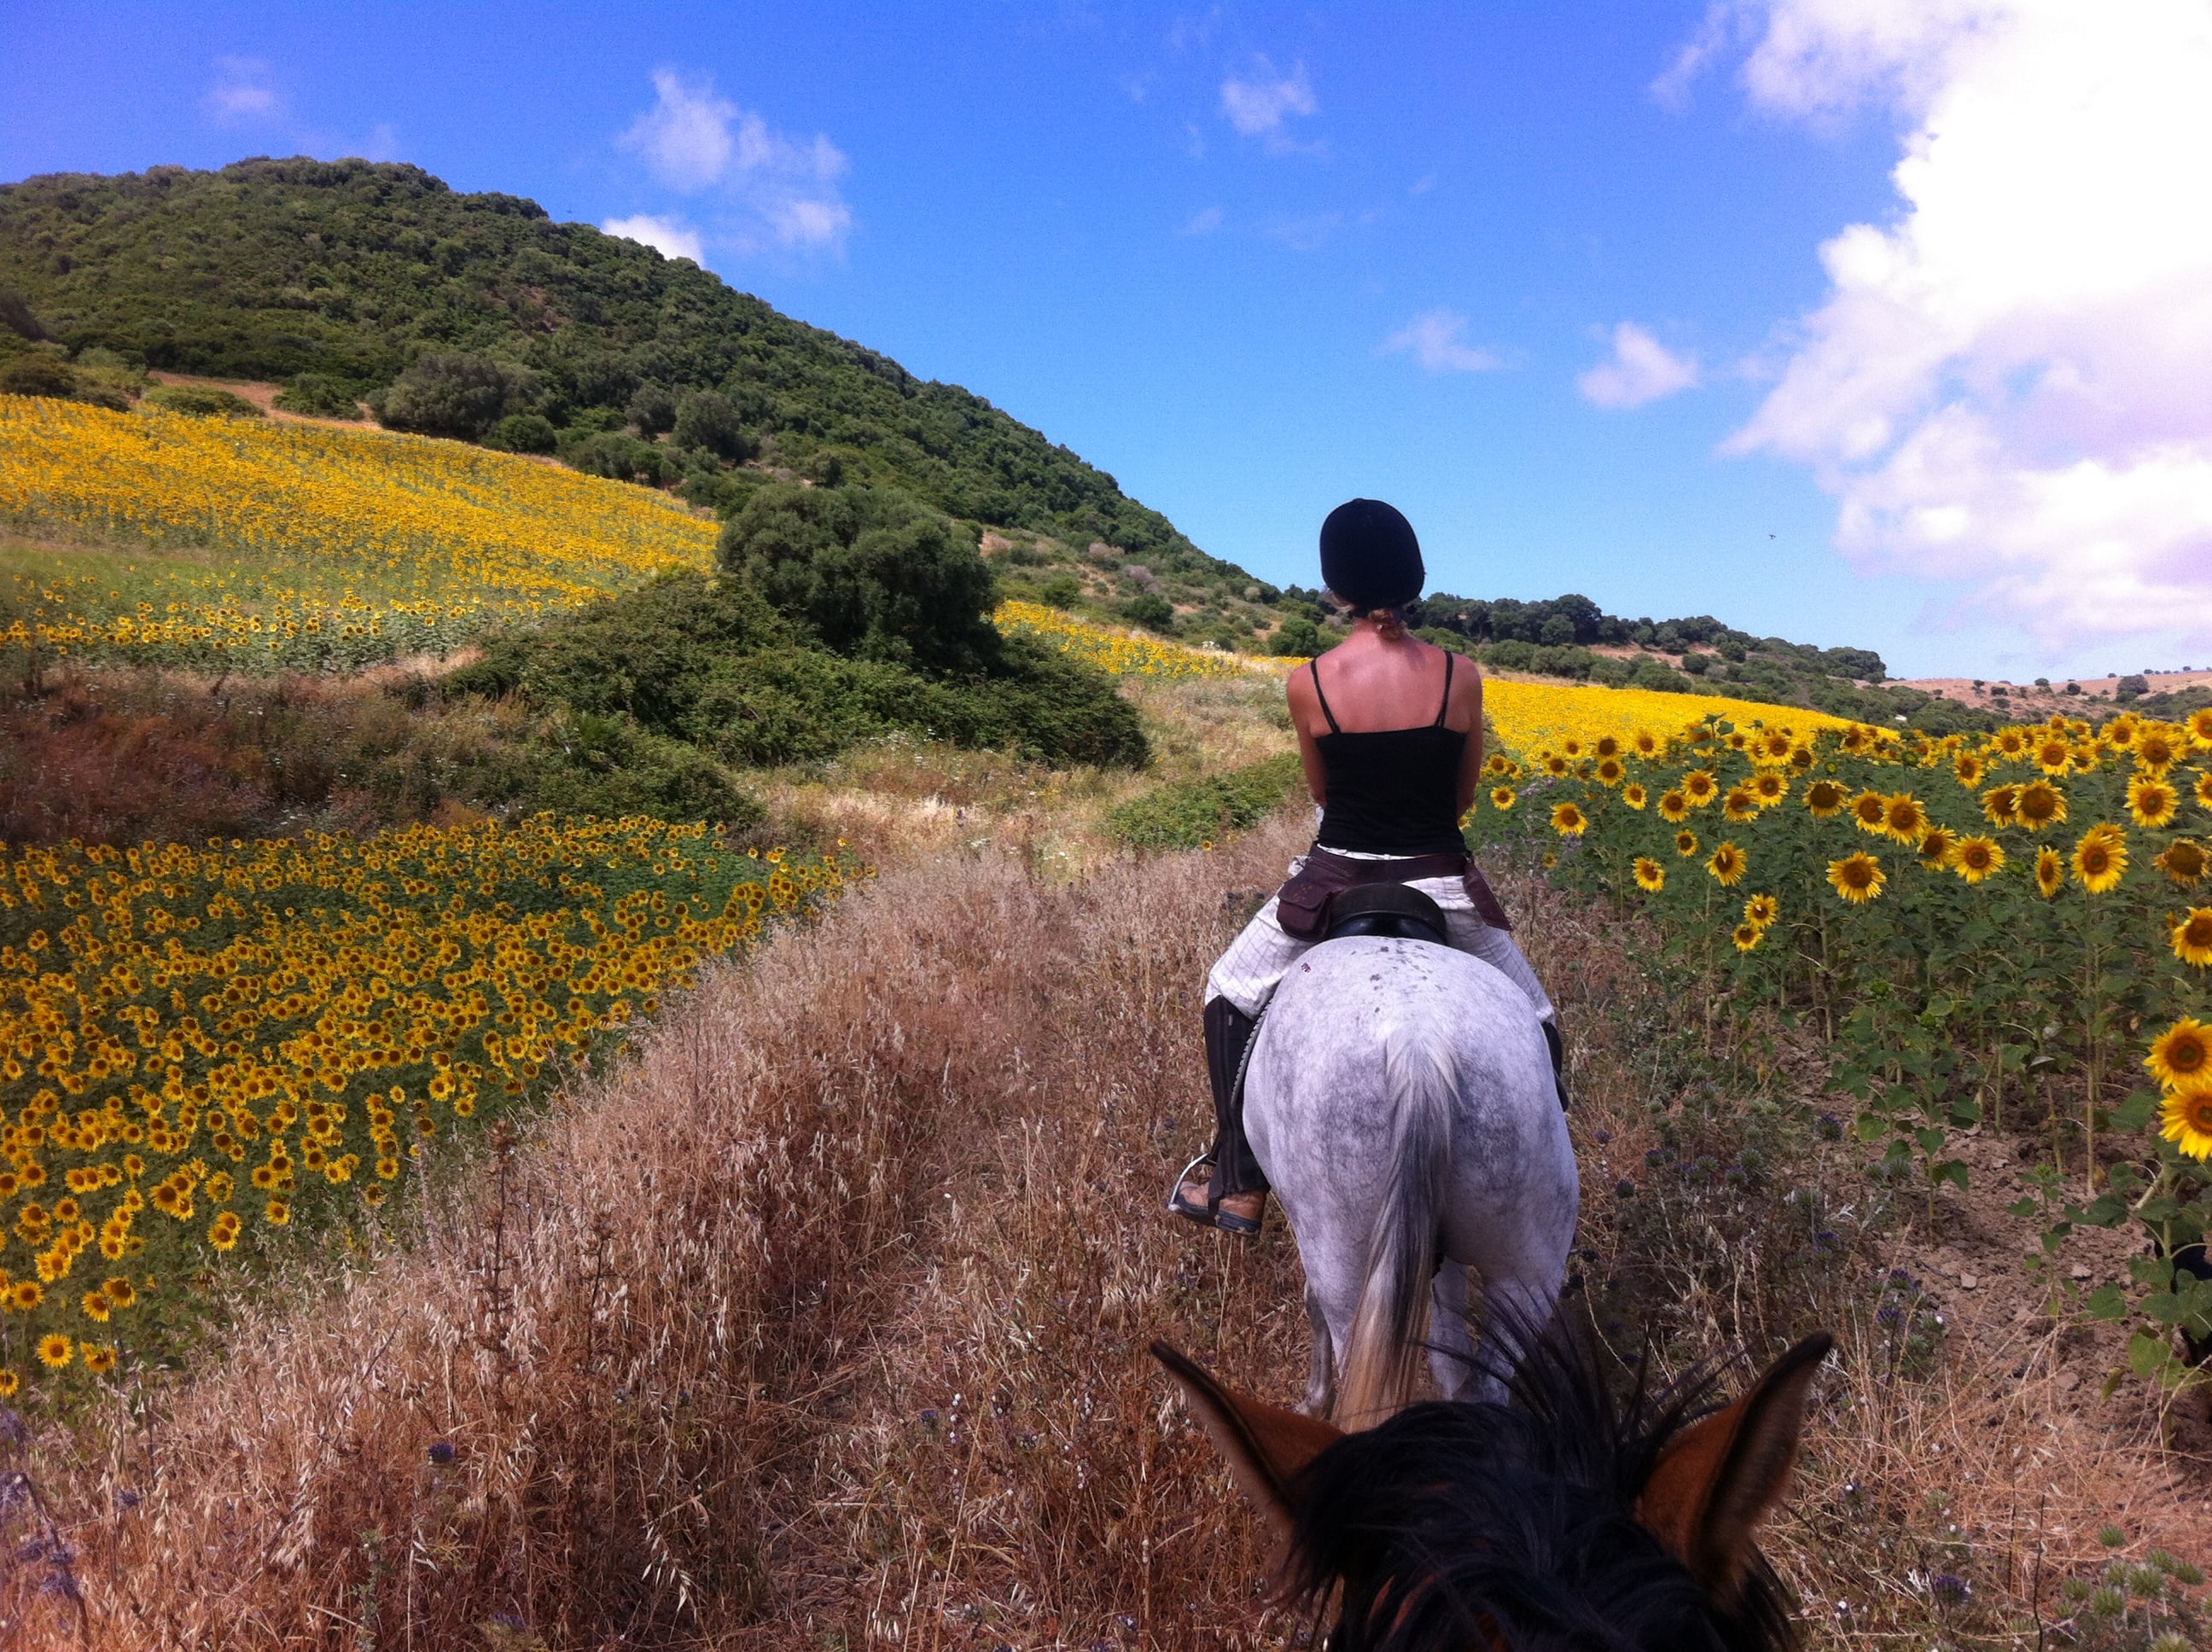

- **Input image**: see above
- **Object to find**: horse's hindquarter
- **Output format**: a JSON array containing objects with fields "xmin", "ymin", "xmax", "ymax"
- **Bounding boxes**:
[{"xmin": 1247, "ymin": 939, "xmax": 1577, "ymax": 1272}]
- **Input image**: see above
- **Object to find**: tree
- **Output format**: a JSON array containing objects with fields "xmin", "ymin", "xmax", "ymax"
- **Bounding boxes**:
[
  {"xmin": 718, "ymin": 484, "xmax": 1002, "ymax": 674},
  {"xmin": 1272, "ymin": 616, "xmax": 1321, "ymax": 656},
  {"xmin": 378, "ymin": 351, "xmax": 528, "ymax": 440},
  {"xmin": 0, "ymin": 354, "xmax": 73, "ymax": 398},
  {"xmin": 1122, "ymin": 592, "xmax": 1175, "ymax": 633},
  {"xmin": 672, "ymin": 390, "xmax": 751, "ymax": 462},
  {"xmin": 484, "ymin": 412, "xmax": 557, "ymax": 454},
  {"xmin": 627, "ymin": 383, "xmax": 677, "ymax": 435}
]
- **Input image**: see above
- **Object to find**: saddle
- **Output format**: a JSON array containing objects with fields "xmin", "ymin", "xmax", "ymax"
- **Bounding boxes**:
[{"xmin": 1323, "ymin": 881, "xmax": 1450, "ymax": 947}]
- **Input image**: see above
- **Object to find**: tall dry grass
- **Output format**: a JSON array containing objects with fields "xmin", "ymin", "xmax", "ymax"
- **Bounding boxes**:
[{"xmin": 15, "ymin": 816, "xmax": 2207, "ymax": 1648}]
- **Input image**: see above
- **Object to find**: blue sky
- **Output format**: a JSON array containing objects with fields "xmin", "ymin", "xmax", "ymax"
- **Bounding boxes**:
[{"xmin": 8, "ymin": 3, "xmax": 2211, "ymax": 682}]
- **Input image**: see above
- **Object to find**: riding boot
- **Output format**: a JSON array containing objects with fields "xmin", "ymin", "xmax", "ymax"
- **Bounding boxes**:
[
  {"xmin": 1543, "ymin": 1019, "xmax": 1570, "ymax": 1111},
  {"xmin": 1205, "ymin": 997, "xmax": 1269, "ymax": 1201}
]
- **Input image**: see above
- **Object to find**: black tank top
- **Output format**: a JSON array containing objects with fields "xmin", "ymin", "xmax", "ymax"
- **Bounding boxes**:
[{"xmin": 1311, "ymin": 651, "xmax": 1469, "ymax": 857}]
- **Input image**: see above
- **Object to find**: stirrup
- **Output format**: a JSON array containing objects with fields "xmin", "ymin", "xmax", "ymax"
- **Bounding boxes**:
[{"xmin": 1167, "ymin": 1151, "xmax": 1220, "ymax": 1227}]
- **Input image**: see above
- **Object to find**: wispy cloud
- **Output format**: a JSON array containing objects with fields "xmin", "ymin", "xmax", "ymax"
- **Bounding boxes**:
[
  {"xmin": 1382, "ymin": 309, "xmax": 1503, "ymax": 375},
  {"xmin": 1182, "ymin": 206, "xmax": 1224, "ymax": 236},
  {"xmin": 602, "ymin": 214, "xmax": 706, "ymax": 265},
  {"xmin": 1220, "ymin": 56, "xmax": 1320, "ymax": 154},
  {"xmin": 205, "ymin": 56, "xmax": 281, "ymax": 125},
  {"xmin": 615, "ymin": 70, "xmax": 853, "ymax": 255},
  {"xmin": 1577, "ymin": 322, "xmax": 1700, "ymax": 408}
]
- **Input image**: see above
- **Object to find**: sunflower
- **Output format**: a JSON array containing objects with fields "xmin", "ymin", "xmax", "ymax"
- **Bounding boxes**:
[
  {"xmin": 2173, "ymin": 908, "xmax": 2212, "ymax": 969},
  {"xmin": 2157, "ymin": 839, "xmax": 2208, "ymax": 887},
  {"xmin": 0, "ymin": 1371, "xmax": 15, "ymax": 1399},
  {"xmin": 80, "ymin": 1288, "xmax": 110, "ymax": 1322},
  {"xmin": 1982, "ymin": 783, "xmax": 2022, "ymax": 826},
  {"xmin": 1708, "ymin": 841, "xmax": 1748, "ymax": 887},
  {"xmin": 1633, "ymin": 857, "xmax": 1667, "ymax": 893},
  {"xmin": 1551, "ymin": 801, "xmax": 1588, "ymax": 837},
  {"xmin": 2162, "ymin": 1086, "xmax": 2212, "ymax": 1161},
  {"xmin": 102, "ymin": 1277, "xmax": 134, "ymax": 1308},
  {"xmin": 1745, "ymin": 893, "xmax": 1779, "ymax": 928},
  {"xmin": 1852, "ymin": 791, "xmax": 1889, "ymax": 833},
  {"xmin": 1486, "ymin": 753, "xmax": 1517, "ymax": 777},
  {"xmin": 1918, "ymin": 827, "xmax": 1960, "ymax": 868},
  {"xmin": 1883, "ymin": 794, "xmax": 1930, "ymax": 844},
  {"xmin": 1751, "ymin": 772, "xmax": 1788, "ymax": 806},
  {"xmin": 2034, "ymin": 737, "xmax": 2073, "ymax": 776},
  {"xmin": 1596, "ymin": 756, "xmax": 1627, "ymax": 787},
  {"xmin": 1805, "ymin": 779, "xmax": 1847, "ymax": 818},
  {"xmin": 1491, "ymin": 785, "xmax": 1517, "ymax": 811},
  {"xmin": 2198, "ymin": 771, "xmax": 2212, "ymax": 809},
  {"xmin": 1828, "ymin": 852, "xmax": 1884, "ymax": 904},
  {"xmin": 209, "ymin": 1212, "xmax": 242, "ymax": 1250},
  {"xmin": 1622, "ymin": 782, "xmax": 1649, "ymax": 811},
  {"xmin": 1732, "ymin": 922, "xmax": 1765, "ymax": 953},
  {"xmin": 1562, "ymin": 737, "xmax": 1584, "ymax": 758},
  {"xmin": 1658, "ymin": 790, "xmax": 1690, "ymax": 823},
  {"xmin": 2128, "ymin": 775, "xmax": 2179, "ymax": 829},
  {"xmin": 1953, "ymin": 835, "xmax": 2005, "ymax": 883},
  {"xmin": 1724, "ymin": 787, "xmax": 1761, "ymax": 822},
  {"xmin": 2016, "ymin": 780, "xmax": 2067, "ymax": 830},
  {"xmin": 1682, "ymin": 771, "xmax": 1719, "ymax": 806},
  {"xmin": 266, "ymin": 1198, "xmax": 292, "ymax": 1225},
  {"xmin": 1543, "ymin": 753, "xmax": 1572, "ymax": 777},
  {"xmin": 1994, "ymin": 728, "xmax": 2028, "ymax": 758},
  {"xmin": 36, "ymin": 1335, "xmax": 71, "ymax": 1370},
  {"xmin": 2035, "ymin": 846, "xmax": 2066, "ymax": 899},
  {"xmin": 1675, "ymin": 829, "xmax": 1700, "ymax": 858},
  {"xmin": 1633, "ymin": 729, "xmax": 1662, "ymax": 758},
  {"xmin": 2148, "ymin": 1018, "xmax": 2212, "ymax": 1089},
  {"xmin": 9, "ymin": 1282, "xmax": 41, "ymax": 1311},
  {"xmin": 2073, "ymin": 825, "xmax": 2128, "ymax": 894},
  {"xmin": 1953, "ymin": 752, "xmax": 1985, "ymax": 788},
  {"xmin": 2136, "ymin": 727, "xmax": 2180, "ymax": 775}
]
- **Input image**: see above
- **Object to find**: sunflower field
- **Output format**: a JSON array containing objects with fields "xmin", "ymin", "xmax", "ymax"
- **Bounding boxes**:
[
  {"xmin": 1, "ymin": 394, "xmax": 718, "ymax": 670},
  {"xmin": 992, "ymin": 599, "xmax": 1248, "ymax": 680},
  {"xmin": 1468, "ymin": 706, "xmax": 2212, "ymax": 1383},
  {"xmin": 0, "ymin": 815, "xmax": 859, "ymax": 1396}
]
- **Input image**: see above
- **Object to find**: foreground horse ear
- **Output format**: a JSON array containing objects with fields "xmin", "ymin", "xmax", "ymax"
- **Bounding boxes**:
[
  {"xmin": 1638, "ymin": 1333, "xmax": 1832, "ymax": 1604},
  {"xmin": 1151, "ymin": 1341, "xmax": 1342, "ymax": 1552}
]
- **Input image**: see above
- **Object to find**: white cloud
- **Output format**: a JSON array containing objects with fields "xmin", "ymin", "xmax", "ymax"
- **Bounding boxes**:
[
  {"xmin": 205, "ymin": 56, "xmax": 281, "ymax": 125},
  {"xmin": 1701, "ymin": 1, "xmax": 2212, "ymax": 649},
  {"xmin": 1578, "ymin": 322, "xmax": 1700, "ymax": 409},
  {"xmin": 1220, "ymin": 57, "xmax": 1319, "ymax": 153},
  {"xmin": 1182, "ymin": 206, "xmax": 1224, "ymax": 235},
  {"xmin": 616, "ymin": 70, "xmax": 853, "ymax": 255},
  {"xmin": 1382, "ymin": 309, "xmax": 1503, "ymax": 375},
  {"xmin": 602, "ymin": 214, "xmax": 706, "ymax": 266}
]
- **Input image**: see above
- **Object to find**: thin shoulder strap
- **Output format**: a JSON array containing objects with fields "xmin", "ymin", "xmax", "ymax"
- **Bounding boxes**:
[
  {"xmin": 1434, "ymin": 650, "xmax": 1456, "ymax": 726},
  {"xmin": 1308, "ymin": 659, "xmax": 1342, "ymax": 734}
]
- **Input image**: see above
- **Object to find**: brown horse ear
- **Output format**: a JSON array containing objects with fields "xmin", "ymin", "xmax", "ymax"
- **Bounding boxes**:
[
  {"xmin": 1637, "ymin": 1334, "xmax": 1831, "ymax": 1604},
  {"xmin": 1152, "ymin": 1341, "xmax": 1342, "ymax": 1556}
]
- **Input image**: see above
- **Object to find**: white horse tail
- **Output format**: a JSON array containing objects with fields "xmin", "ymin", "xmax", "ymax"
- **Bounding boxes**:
[{"xmin": 1333, "ymin": 1018, "xmax": 1455, "ymax": 1431}]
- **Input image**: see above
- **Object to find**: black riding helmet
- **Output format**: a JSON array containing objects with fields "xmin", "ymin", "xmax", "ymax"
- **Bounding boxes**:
[{"xmin": 1318, "ymin": 498, "xmax": 1424, "ymax": 612}]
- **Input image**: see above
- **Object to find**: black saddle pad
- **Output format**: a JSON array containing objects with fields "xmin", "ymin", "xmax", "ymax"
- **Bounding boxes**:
[{"xmin": 1324, "ymin": 881, "xmax": 1449, "ymax": 947}]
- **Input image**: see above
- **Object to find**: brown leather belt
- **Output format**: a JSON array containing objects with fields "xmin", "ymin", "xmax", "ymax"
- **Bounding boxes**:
[{"xmin": 1272, "ymin": 843, "xmax": 1514, "ymax": 940}]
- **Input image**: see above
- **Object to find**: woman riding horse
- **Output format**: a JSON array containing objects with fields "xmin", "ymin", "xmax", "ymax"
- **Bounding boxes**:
[{"xmin": 1171, "ymin": 498, "xmax": 1563, "ymax": 1236}]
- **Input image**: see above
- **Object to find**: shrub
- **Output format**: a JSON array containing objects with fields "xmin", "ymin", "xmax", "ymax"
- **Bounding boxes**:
[
  {"xmin": 557, "ymin": 428, "xmax": 675, "ymax": 485},
  {"xmin": 719, "ymin": 484, "xmax": 1001, "ymax": 674},
  {"xmin": 1271, "ymin": 616, "xmax": 1321, "ymax": 657},
  {"xmin": 672, "ymin": 390, "xmax": 751, "ymax": 462},
  {"xmin": 378, "ymin": 351, "xmax": 528, "ymax": 439},
  {"xmin": 1108, "ymin": 752, "xmax": 1303, "ymax": 850},
  {"xmin": 484, "ymin": 412, "xmax": 558, "ymax": 454},
  {"xmin": 1038, "ymin": 573, "xmax": 1082, "ymax": 609},
  {"xmin": 0, "ymin": 353, "xmax": 78, "ymax": 398},
  {"xmin": 145, "ymin": 383, "xmax": 265, "ymax": 418},
  {"xmin": 627, "ymin": 383, "xmax": 678, "ymax": 435},
  {"xmin": 1121, "ymin": 592, "xmax": 1175, "ymax": 633},
  {"xmin": 273, "ymin": 373, "xmax": 363, "ymax": 418}
]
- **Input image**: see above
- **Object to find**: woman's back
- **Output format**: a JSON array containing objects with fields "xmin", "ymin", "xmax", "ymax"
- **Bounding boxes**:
[{"xmin": 1288, "ymin": 631, "xmax": 1483, "ymax": 858}]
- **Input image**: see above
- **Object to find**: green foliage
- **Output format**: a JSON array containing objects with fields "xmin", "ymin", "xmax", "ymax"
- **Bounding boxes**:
[
  {"xmin": 144, "ymin": 383, "xmax": 264, "ymax": 419},
  {"xmin": 626, "ymin": 382, "xmax": 677, "ymax": 435},
  {"xmin": 718, "ymin": 484, "xmax": 1002, "ymax": 674},
  {"xmin": 672, "ymin": 388, "xmax": 750, "ymax": 462},
  {"xmin": 1121, "ymin": 591, "xmax": 1174, "ymax": 633},
  {"xmin": 482, "ymin": 411, "xmax": 558, "ymax": 454},
  {"xmin": 1038, "ymin": 572, "xmax": 1082, "ymax": 609},
  {"xmin": 376, "ymin": 349, "xmax": 527, "ymax": 439},
  {"xmin": 556, "ymin": 428, "xmax": 674, "ymax": 484},
  {"xmin": 1270, "ymin": 616, "xmax": 1321, "ymax": 657},
  {"xmin": 272, "ymin": 372, "xmax": 363, "ymax": 418},
  {"xmin": 0, "ymin": 352, "xmax": 75, "ymax": 398},
  {"xmin": 1109, "ymin": 752, "xmax": 1303, "ymax": 850}
]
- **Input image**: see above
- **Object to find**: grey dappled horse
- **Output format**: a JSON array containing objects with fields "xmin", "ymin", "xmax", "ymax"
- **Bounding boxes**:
[{"xmin": 1244, "ymin": 934, "xmax": 1577, "ymax": 1428}]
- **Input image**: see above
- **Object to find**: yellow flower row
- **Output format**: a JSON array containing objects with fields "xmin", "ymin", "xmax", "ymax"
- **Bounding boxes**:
[{"xmin": 992, "ymin": 600, "xmax": 1245, "ymax": 680}]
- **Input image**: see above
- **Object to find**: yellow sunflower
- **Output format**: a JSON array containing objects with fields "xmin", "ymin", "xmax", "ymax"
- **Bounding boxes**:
[
  {"xmin": 1622, "ymin": 782, "xmax": 1649, "ymax": 811},
  {"xmin": 2128, "ymin": 775, "xmax": 2180, "ymax": 829},
  {"xmin": 1492, "ymin": 786, "xmax": 1517, "ymax": 811},
  {"xmin": 1675, "ymin": 829, "xmax": 1700, "ymax": 858},
  {"xmin": 1633, "ymin": 857, "xmax": 1667, "ymax": 893},
  {"xmin": 1723, "ymin": 787, "xmax": 1761, "ymax": 823},
  {"xmin": 1982, "ymin": 783, "xmax": 2022, "ymax": 826},
  {"xmin": 2136, "ymin": 727, "xmax": 2181, "ymax": 775},
  {"xmin": 1994, "ymin": 727, "xmax": 2029, "ymax": 758},
  {"xmin": 1732, "ymin": 922, "xmax": 1765, "ymax": 953},
  {"xmin": 36, "ymin": 1334, "xmax": 71, "ymax": 1370},
  {"xmin": 1633, "ymin": 729, "xmax": 1662, "ymax": 757},
  {"xmin": 1828, "ymin": 852, "xmax": 1885, "ymax": 904},
  {"xmin": 2173, "ymin": 908, "xmax": 2212, "ymax": 969},
  {"xmin": 1543, "ymin": 753, "xmax": 1571, "ymax": 777},
  {"xmin": 83, "ymin": 1344, "xmax": 116, "ymax": 1375},
  {"xmin": 1596, "ymin": 756, "xmax": 1627, "ymax": 787},
  {"xmin": 1551, "ymin": 801, "xmax": 1587, "ymax": 837},
  {"xmin": 102, "ymin": 1277, "xmax": 135, "ymax": 1308},
  {"xmin": 1658, "ymin": 790, "xmax": 1690, "ymax": 823},
  {"xmin": 1852, "ymin": 791, "xmax": 1889, "ymax": 834},
  {"xmin": 0, "ymin": 1371, "xmax": 15, "ymax": 1399},
  {"xmin": 1594, "ymin": 734, "xmax": 1622, "ymax": 759},
  {"xmin": 2073, "ymin": 825, "xmax": 2128, "ymax": 894},
  {"xmin": 2157, "ymin": 838, "xmax": 2208, "ymax": 887},
  {"xmin": 1683, "ymin": 770, "xmax": 1719, "ymax": 806},
  {"xmin": 1486, "ymin": 753, "xmax": 1517, "ymax": 777},
  {"xmin": 2016, "ymin": 780, "xmax": 2067, "ymax": 830},
  {"xmin": 1562, "ymin": 737, "xmax": 1584, "ymax": 757},
  {"xmin": 1953, "ymin": 835, "xmax": 2005, "ymax": 883},
  {"xmin": 1918, "ymin": 827, "xmax": 1959, "ymax": 868},
  {"xmin": 2034, "ymin": 737, "xmax": 2073, "ymax": 776},
  {"xmin": 1883, "ymin": 794, "xmax": 1930, "ymax": 844},
  {"xmin": 2198, "ymin": 771, "xmax": 2212, "ymax": 809},
  {"xmin": 1751, "ymin": 771, "xmax": 1789, "ymax": 806},
  {"xmin": 2148, "ymin": 1018, "xmax": 2212, "ymax": 1090},
  {"xmin": 2035, "ymin": 846, "xmax": 2066, "ymax": 899},
  {"xmin": 2163, "ymin": 1086, "xmax": 2212, "ymax": 1160},
  {"xmin": 1953, "ymin": 752, "xmax": 1985, "ymax": 788},
  {"xmin": 1805, "ymin": 779, "xmax": 1847, "ymax": 819},
  {"xmin": 209, "ymin": 1212, "xmax": 242, "ymax": 1250},
  {"xmin": 2186, "ymin": 707, "xmax": 2212, "ymax": 749},
  {"xmin": 1744, "ymin": 893, "xmax": 1779, "ymax": 928},
  {"xmin": 1708, "ymin": 841, "xmax": 1748, "ymax": 886}
]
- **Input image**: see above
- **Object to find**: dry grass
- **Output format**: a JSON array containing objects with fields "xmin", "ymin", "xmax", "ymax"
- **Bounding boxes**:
[{"xmin": 11, "ymin": 814, "xmax": 2208, "ymax": 1648}]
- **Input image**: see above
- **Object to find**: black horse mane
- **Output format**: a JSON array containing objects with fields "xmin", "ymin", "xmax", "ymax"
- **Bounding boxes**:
[{"xmin": 1282, "ymin": 1319, "xmax": 1800, "ymax": 1652}]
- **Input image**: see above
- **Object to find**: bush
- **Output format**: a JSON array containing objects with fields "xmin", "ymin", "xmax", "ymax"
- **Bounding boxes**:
[
  {"xmin": 0, "ymin": 353, "xmax": 79, "ymax": 398},
  {"xmin": 484, "ymin": 412, "xmax": 559, "ymax": 454},
  {"xmin": 627, "ymin": 383, "xmax": 677, "ymax": 435},
  {"xmin": 719, "ymin": 484, "xmax": 1001, "ymax": 674},
  {"xmin": 1108, "ymin": 753, "xmax": 1303, "ymax": 850},
  {"xmin": 274, "ymin": 373, "xmax": 363, "ymax": 418},
  {"xmin": 1121, "ymin": 592, "xmax": 1175, "ymax": 633},
  {"xmin": 146, "ymin": 383, "xmax": 265, "ymax": 418},
  {"xmin": 1271, "ymin": 616, "xmax": 1321, "ymax": 657},
  {"xmin": 379, "ymin": 351, "xmax": 527, "ymax": 439},
  {"xmin": 557, "ymin": 428, "xmax": 674, "ymax": 485},
  {"xmin": 672, "ymin": 390, "xmax": 751, "ymax": 462},
  {"xmin": 1038, "ymin": 573, "xmax": 1082, "ymax": 609}
]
